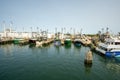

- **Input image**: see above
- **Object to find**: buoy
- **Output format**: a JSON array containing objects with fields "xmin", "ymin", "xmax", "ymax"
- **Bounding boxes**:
[{"xmin": 84, "ymin": 50, "xmax": 93, "ymax": 64}]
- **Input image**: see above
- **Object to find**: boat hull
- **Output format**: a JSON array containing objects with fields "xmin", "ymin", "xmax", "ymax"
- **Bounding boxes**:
[
  {"xmin": 29, "ymin": 39, "xmax": 37, "ymax": 44},
  {"xmin": 74, "ymin": 41, "xmax": 81, "ymax": 47},
  {"xmin": 14, "ymin": 39, "xmax": 19, "ymax": 44},
  {"xmin": 105, "ymin": 51, "xmax": 120, "ymax": 57},
  {"xmin": 13, "ymin": 38, "xmax": 24, "ymax": 44},
  {"xmin": 54, "ymin": 40, "xmax": 61, "ymax": 46},
  {"xmin": 64, "ymin": 40, "xmax": 71, "ymax": 45}
]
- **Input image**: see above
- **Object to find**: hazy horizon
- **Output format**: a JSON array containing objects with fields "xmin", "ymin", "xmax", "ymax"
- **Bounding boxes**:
[{"xmin": 0, "ymin": 0, "xmax": 120, "ymax": 34}]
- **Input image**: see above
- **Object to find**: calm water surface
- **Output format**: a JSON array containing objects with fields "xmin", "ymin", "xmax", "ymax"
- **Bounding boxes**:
[{"xmin": 0, "ymin": 44, "xmax": 120, "ymax": 80}]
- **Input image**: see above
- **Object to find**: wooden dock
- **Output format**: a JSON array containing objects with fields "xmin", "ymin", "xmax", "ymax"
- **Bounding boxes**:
[
  {"xmin": 36, "ymin": 38, "xmax": 54, "ymax": 47},
  {"xmin": 0, "ymin": 38, "xmax": 13, "ymax": 44}
]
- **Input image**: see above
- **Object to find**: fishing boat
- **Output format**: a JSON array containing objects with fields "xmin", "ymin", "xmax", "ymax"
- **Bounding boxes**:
[
  {"xmin": 64, "ymin": 33, "xmax": 72, "ymax": 46},
  {"xmin": 64, "ymin": 38, "xmax": 71, "ymax": 45},
  {"xmin": 74, "ymin": 39, "xmax": 81, "ymax": 47},
  {"xmin": 54, "ymin": 32, "xmax": 61, "ymax": 46},
  {"xmin": 29, "ymin": 38, "xmax": 37, "ymax": 44},
  {"xmin": 74, "ymin": 34, "xmax": 81, "ymax": 47},
  {"xmin": 13, "ymin": 38, "xmax": 24, "ymax": 44},
  {"xmin": 96, "ymin": 36, "xmax": 120, "ymax": 57},
  {"xmin": 54, "ymin": 39, "xmax": 61, "ymax": 46}
]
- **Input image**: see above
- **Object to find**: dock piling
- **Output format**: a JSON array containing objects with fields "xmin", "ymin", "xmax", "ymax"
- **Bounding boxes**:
[{"xmin": 84, "ymin": 50, "xmax": 93, "ymax": 64}]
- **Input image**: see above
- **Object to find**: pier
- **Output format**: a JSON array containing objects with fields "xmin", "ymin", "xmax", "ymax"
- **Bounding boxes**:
[
  {"xmin": 0, "ymin": 38, "xmax": 13, "ymax": 44},
  {"xmin": 42, "ymin": 39, "xmax": 54, "ymax": 45}
]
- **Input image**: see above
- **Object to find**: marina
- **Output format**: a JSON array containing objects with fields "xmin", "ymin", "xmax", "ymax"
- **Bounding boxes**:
[
  {"xmin": 0, "ymin": 0, "xmax": 120, "ymax": 80},
  {"xmin": 0, "ymin": 26, "xmax": 120, "ymax": 80},
  {"xmin": 0, "ymin": 27, "xmax": 120, "ymax": 80},
  {"xmin": 1, "ymin": 27, "xmax": 120, "ymax": 80}
]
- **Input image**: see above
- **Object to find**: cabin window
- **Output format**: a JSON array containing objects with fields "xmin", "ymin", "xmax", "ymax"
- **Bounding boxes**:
[
  {"xmin": 105, "ymin": 48, "xmax": 107, "ymax": 51},
  {"xmin": 115, "ymin": 42, "xmax": 120, "ymax": 45},
  {"xmin": 109, "ymin": 49, "xmax": 113, "ymax": 51},
  {"xmin": 111, "ymin": 42, "xmax": 113, "ymax": 45},
  {"xmin": 99, "ymin": 46, "xmax": 107, "ymax": 51},
  {"xmin": 106, "ymin": 42, "xmax": 110, "ymax": 45}
]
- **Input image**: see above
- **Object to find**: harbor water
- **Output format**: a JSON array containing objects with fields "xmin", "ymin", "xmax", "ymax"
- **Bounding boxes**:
[{"xmin": 0, "ymin": 44, "xmax": 120, "ymax": 80}]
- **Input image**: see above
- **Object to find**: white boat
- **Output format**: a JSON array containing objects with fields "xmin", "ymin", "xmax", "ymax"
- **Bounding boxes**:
[{"xmin": 96, "ymin": 36, "xmax": 120, "ymax": 57}]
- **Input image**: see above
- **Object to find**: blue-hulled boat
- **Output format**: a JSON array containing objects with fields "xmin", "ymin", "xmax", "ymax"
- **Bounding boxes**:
[
  {"xmin": 74, "ymin": 39, "xmax": 81, "ymax": 47},
  {"xmin": 96, "ymin": 36, "xmax": 120, "ymax": 57}
]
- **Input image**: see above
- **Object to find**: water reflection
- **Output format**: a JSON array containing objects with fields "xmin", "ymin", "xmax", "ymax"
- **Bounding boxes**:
[
  {"xmin": 0, "ymin": 44, "xmax": 28, "ymax": 57},
  {"xmin": 1, "ymin": 43, "xmax": 120, "ymax": 80},
  {"xmin": 105, "ymin": 57, "xmax": 120, "ymax": 63},
  {"xmin": 74, "ymin": 45, "xmax": 81, "ymax": 52},
  {"xmin": 29, "ymin": 44, "xmax": 36, "ymax": 48},
  {"xmin": 84, "ymin": 63, "xmax": 92, "ymax": 74},
  {"xmin": 106, "ymin": 63, "xmax": 120, "ymax": 73},
  {"xmin": 115, "ymin": 57, "xmax": 120, "ymax": 62},
  {"xmin": 53, "ymin": 45, "xmax": 61, "ymax": 54},
  {"xmin": 104, "ymin": 57, "xmax": 120, "ymax": 74},
  {"xmin": 64, "ymin": 44, "xmax": 71, "ymax": 49},
  {"xmin": 74, "ymin": 45, "xmax": 81, "ymax": 49},
  {"xmin": 0, "ymin": 44, "xmax": 14, "ymax": 56}
]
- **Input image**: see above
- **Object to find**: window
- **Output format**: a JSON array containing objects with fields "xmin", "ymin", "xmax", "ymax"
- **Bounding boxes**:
[{"xmin": 115, "ymin": 42, "xmax": 120, "ymax": 45}]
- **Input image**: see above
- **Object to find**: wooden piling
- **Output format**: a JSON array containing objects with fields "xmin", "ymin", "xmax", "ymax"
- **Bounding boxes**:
[
  {"xmin": 84, "ymin": 50, "xmax": 93, "ymax": 64},
  {"xmin": 0, "ymin": 39, "xmax": 13, "ymax": 44}
]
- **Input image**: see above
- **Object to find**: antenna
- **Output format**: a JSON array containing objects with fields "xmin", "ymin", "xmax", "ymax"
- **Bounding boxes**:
[
  {"xmin": 64, "ymin": 27, "xmax": 66, "ymax": 34},
  {"xmin": 61, "ymin": 28, "xmax": 63, "ymax": 34},
  {"xmin": 55, "ymin": 27, "xmax": 57, "ymax": 34},
  {"xmin": 80, "ymin": 28, "xmax": 82, "ymax": 35},
  {"xmin": 73, "ymin": 28, "xmax": 75, "ymax": 35},
  {"xmin": 102, "ymin": 28, "xmax": 104, "ymax": 34},
  {"xmin": 10, "ymin": 21, "xmax": 13, "ymax": 32},
  {"xmin": 106, "ymin": 27, "xmax": 109, "ymax": 33},
  {"xmin": 2, "ymin": 21, "xmax": 6, "ymax": 37},
  {"xmin": 2, "ymin": 21, "xmax": 5, "ymax": 32}
]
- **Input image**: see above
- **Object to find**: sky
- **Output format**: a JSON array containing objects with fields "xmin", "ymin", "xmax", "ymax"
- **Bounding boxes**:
[{"xmin": 0, "ymin": 0, "xmax": 120, "ymax": 34}]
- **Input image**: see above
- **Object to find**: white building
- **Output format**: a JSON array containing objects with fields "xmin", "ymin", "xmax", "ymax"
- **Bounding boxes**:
[{"xmin": 0, "ymin": 28, "xmax": 55, "ymax": 39}]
